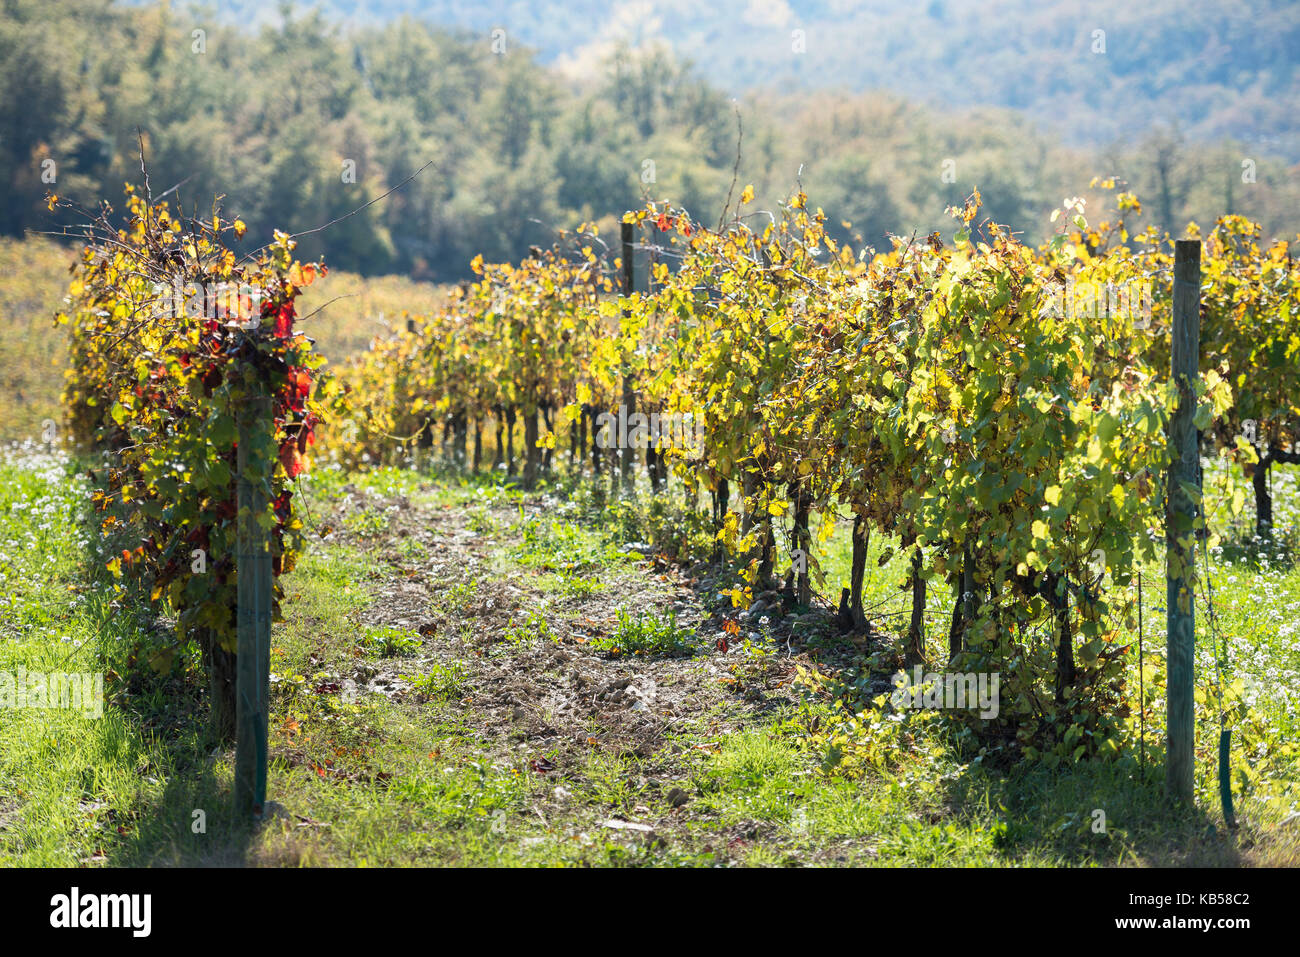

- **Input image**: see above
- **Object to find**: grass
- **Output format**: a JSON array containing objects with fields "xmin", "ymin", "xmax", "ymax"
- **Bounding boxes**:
[
  {"xmin": 511, "ymin": 514, "xmax": 628, "ymax": 573},
  {"xmin": 503, "ymin": 608, "xmax": 557, "ymax": 645},
  {"xmin": 359, "ymin": 625, "xmax": 421, "ymax": 658},
  {"xmin": 590, "ymin": 608, "xmax": 696, "ymax": 658},
  {"xmin": 1, "ymin": 447, "xmax": 1296, "ymax": 866},
  {"xmin": 779, "ymin": 465, "xmax": 1300, "ymax": 861},
  {"xmin": 535, "ymin": 569, "xmax": 605, "ymax": 599},
  {"xmin": 0, "ymin": 446, "xmax": 179, "ymax": 866},
  {"xmin": 403, "ymin": 661, "xmax": 469, "ymax": 703}
]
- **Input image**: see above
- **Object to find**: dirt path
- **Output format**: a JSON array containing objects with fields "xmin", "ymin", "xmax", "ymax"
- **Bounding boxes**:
[
  {"xmin": 308, "ymin": 481, "xmax": 838, "ymax": 859},
  {"xmin": 342, "ymin": 485, "xmax": 814, "ymax": 733}
]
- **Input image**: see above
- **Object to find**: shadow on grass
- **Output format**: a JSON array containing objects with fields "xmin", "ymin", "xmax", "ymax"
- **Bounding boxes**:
[
  {"xmin": 96, "ymin": 659, "xmax": 266, "ymax": 865},
  {"xmin": 112, "ymin": 751, "xmax": 256, "ymax": 867},
  {"xmin": 76, "ymin": 529, "xmax": 264, "ymax": 864},
  {"xmin": 939, "ymin": 755, "xmax": 1247, "ymax": 866}
]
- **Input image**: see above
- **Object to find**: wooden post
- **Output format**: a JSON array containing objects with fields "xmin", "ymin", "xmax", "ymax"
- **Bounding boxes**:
[
  {"xmin": 620, "ymin": 221, "xmax": 635, "ymax": 495},
  {"xmin": 1166, "ymin": 238, "xmax": 1200, "ymax": 804},
  {"xmin": 236, "ymin": 396, "xmax": 273, "ymax": 819},
  {"xmin": 1138, "ymin": 570, "xmax": 1145, "ymax": 770}
]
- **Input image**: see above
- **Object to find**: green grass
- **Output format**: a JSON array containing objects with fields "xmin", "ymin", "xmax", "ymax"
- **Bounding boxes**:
[
  {"xmin": 503, "ymin": 607, "xmax": 558, "ymax": 645},
  {"xmin": 0, "ymin": 447, "xmax": 181, "ymax": 865},
  {"xmin": 2, "ymin": 449, "xmax": 1296, "ymax": 866},
  {"xmin": 402, "ymin": 661, "xmax": 470, "ymax": 703},
  {"xmin": 359, "ymin": 625, "xmax": 421, "ymax": 658},
  {"xmin": 790, "ymin": 464, "xmax": 1300, "ymax": 860},
  {"xmin": 510, "ymin": 513, "xmax": 628, "ymax": 573},
  {"xmin": 590, "ymin": 608, "xmax": 696, "ymax": 658},
  {"xmin": 299, "ymin": 460, "xmax": 526, "ymax": 514},
  {"xmin": 534, "ymin": 570, "xmax": 606, "ymax": 599}
]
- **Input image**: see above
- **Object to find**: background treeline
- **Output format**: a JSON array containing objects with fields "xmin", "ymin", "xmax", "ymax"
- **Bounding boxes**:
[
  {"xmin": 3, "ymin": 0, "xmax": 1298, "ymax": 280},
  {"xmin": 231, "ymin": 0, "xmax": 1300, "ymax": 163}
]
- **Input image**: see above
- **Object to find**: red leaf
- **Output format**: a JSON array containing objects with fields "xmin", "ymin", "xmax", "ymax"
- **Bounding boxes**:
[
  {"xmin": 273, "ymin": 302, "xmax": 295, "ymax": 337},
  {"xmin": 279, "ymin": 442, "xmax": 303, "ymax": 478}
]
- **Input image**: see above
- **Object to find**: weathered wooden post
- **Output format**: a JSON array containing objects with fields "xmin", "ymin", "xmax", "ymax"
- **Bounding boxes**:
[
  {"xmin": 1166, "ymin": 238, "xmax": 1200, "ymax": 804},
  {"xmin": 1138, "ymin": 570, "xmax": 1145, "ymax": 770},
  {"xmin": 236, "ymin": 396, "xmax": 273, "ymax": 819},
  {"xmin": 620, "ymin": 220, "xmax": 635, "ymax": 495}
]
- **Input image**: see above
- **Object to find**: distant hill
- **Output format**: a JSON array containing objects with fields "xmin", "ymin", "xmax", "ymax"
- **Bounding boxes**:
[
  {"xmin": 8, "ymin": 0, "xmax": 1295, "ymax": 281},
  {"xmin": 188, "ymin": 0, "xmax": 1300, "ymax": 161}
]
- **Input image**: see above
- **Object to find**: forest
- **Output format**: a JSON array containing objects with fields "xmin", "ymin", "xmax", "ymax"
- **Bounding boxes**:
[{"xmin": 4, "ymin": 0, "xmax": 1299, "ymax": 281}]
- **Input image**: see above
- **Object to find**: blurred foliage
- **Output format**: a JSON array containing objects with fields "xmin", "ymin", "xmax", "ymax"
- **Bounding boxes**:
[
  {"xmin": 0, "ymin": 237, "xmax": 78, "ymax": 442},
  {"xmin": 251, "ymin": 0, "xmax": 1300, "ymax": 163},
  {"xmin": 0, "ymin": 234, "xmax": 440, "ymax": 442},
  {"xmin": 3, "ymin": 0, "xmax": 1298, "ymax": 283}
]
